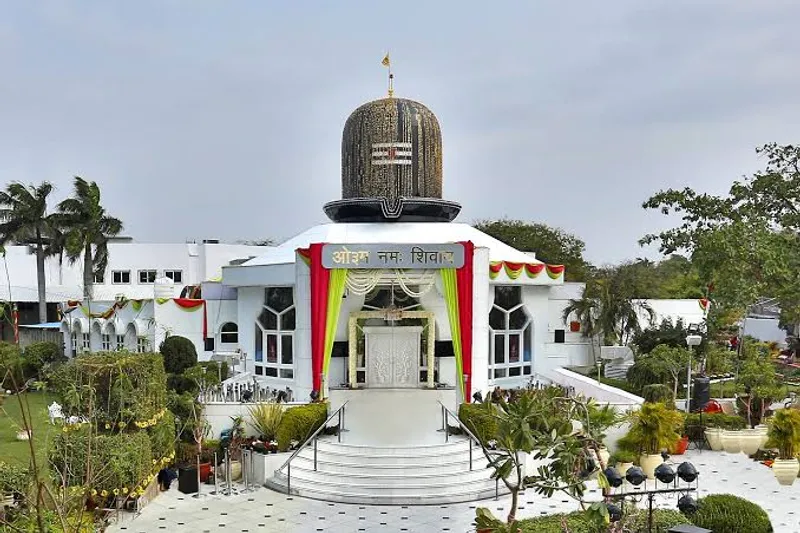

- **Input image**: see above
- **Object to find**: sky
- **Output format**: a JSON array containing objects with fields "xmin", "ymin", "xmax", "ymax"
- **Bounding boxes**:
[{"xmin": 1, "ymin": 1, "xmax": 799, "ymax": 265}]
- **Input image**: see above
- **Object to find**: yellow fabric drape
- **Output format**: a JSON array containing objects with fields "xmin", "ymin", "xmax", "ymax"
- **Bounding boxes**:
[
  {"xmin": 440, "ymin": 268, "xmax": 465, "ymax": 400},
  {"xmin": 322, "ymin": 269, "xmax": 348, "ymax": 397}
]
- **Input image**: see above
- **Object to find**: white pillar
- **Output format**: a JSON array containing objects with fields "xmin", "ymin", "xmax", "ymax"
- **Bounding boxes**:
[
  {"xmin": 294, "ymin": 257, "xmax": 313, "ymax": 402},
  {"xmin": 470, "ymin": 247, "xmax": 491, "ymax": 403}
]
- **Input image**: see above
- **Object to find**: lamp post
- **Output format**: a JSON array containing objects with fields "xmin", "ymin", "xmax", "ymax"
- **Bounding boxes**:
[{"xmin": 685, "ymin": 334, "xmax": 702, "ymax": 413}]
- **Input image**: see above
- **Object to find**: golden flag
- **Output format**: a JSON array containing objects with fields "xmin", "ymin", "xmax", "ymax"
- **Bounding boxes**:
[{"xmin": 381, "ymin": 53, "xmax": 390, "ymax": 67}]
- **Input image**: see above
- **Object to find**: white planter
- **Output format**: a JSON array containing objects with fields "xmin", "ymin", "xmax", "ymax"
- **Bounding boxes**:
[
  {"xmin": 639, "ymin": 454, "xmax": 664, "ymax": 480},
  {"xmin": 773, "ymin": 458, "xmax": 800, "ymax": 486},
  {"xmin": 704, "ymin": 428, "xmax": 723, "ymax": 451},
  {"xmin": 739, "ymin": 429, "xmax": 762, "ymax": 456},
  {"xmin": 721, "ymin": 430, "xmax": 742, "ymax": 454},
  {"xmin": 754, "ymin": 425, "xmax": 769, "ymax": 448},
  {"xmin": 616, "ymin": 462, "xmax": 634, "ymax": 478}
]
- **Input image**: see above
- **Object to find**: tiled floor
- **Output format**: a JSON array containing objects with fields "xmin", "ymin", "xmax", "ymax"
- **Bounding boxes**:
[{"xmin": 108, "ymin": 449, "xmax": 800, "ymax": 533}]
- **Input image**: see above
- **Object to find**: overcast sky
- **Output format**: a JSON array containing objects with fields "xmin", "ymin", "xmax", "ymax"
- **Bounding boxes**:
[{"xmin": 1, "ymin": 1, "xmax": 798, "ymax": 265}]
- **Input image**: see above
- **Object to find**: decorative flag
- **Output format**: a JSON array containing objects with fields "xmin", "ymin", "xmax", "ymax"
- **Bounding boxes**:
[
  {"xmin": 372, "ymin": 142, "xmax": 412, "ymax": 166},
  {"xmin": 381, "ymin": 53, "xmax": 390, "ymax": 67},
  {"xmin": 13, "ymin": 304, "xmax": 19, "ymax": 344}
]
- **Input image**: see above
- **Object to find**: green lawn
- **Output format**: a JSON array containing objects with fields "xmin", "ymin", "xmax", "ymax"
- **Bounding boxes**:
[{"xmin": 0, "ymin": 391, "xmax": 57, "ymax": 468}]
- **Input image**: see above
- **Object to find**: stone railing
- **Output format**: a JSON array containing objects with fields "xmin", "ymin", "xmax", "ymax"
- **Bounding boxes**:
[{"xmin": 198, "ymin": 373, "xmax": 295, "ymax": 404}]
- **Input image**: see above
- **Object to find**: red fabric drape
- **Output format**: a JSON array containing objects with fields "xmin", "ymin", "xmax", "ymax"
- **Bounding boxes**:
[
  {"xmin": 173, "ymin": 298, "xmax": 208, "ymax": 339},
  {"xmin": 456, "ymin": 241, "xmax": 475, "ymax": 401},
  {"xmin": 307, "ymin": 244, "xmax": 330, "ymax": 393}
]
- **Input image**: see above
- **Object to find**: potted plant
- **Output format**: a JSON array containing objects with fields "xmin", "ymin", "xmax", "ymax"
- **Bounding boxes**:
[
  {"xmin": 703, "ymin": 417, "xmax": 725, "ymax": 451},
  {"xmin": 670, "ymin": 434, "xmax": 690, "ymax": 455},
  {"xmin": 765, "ymin": 408, "xmax": 800, "ymax": 486},
  {"xmin": 611, "ymin": 450, "xmax": 637, "ymax": 478},
  {"xmin": 625, "ymin": 402, "xmax": 684, "ymax": 479},
  {"xmin": 247, "ymin": 401, "xmax": 283, "ymax": 448}
]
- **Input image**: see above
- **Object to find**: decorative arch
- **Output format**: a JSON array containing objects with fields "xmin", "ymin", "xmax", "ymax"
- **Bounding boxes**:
[{"xmin": 124, "ymin": 323, "xmax": 137, "ymax": 352}]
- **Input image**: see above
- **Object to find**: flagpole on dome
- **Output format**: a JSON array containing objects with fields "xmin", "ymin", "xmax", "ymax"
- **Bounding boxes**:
[{"xmin": 382, "ymin": 52, "xmax": 393, "ymax": 97}]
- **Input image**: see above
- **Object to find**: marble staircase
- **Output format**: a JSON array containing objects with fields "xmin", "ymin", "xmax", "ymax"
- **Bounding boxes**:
[{"xmin": 266, "ymin": 437, "xmax": 508, "ymax": 505}]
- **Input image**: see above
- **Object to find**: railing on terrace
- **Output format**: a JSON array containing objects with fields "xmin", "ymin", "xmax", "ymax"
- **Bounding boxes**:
[
  {"xmin": 199, "ymin": 373, "xmax": 296, "ymax": 404},
  {"xmin": 275, "ymin": 401, "xmax": 348, "ymax": 495}
]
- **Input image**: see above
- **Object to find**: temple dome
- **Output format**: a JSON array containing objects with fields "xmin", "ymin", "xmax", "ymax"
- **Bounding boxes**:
[
  {"xmin": 323, "ymin": 96, "xmax": 461, "ymax": 223},
  {"xmin": 341, "ymin": 97, "xmax": 443, "ymax": 200}
]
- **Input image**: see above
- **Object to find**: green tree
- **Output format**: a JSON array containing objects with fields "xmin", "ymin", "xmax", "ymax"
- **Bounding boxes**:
[
  {"xmin": 562, "ymin": 274, "xmax": 655, "ymax": 349},
  {"xmin": 0, "ymin": 182, "xmax": 56, "ymax": 323},
  {"xmin": 474, "ymin": 219, "xmax": 589, "ymax": 281},
  {"xmin": 641, "ymin": 143, "xmax": 800, "ymax": 326},
  {"xmin": 55, "ymin": 177, "xmax": 123, "ymax": 301}
]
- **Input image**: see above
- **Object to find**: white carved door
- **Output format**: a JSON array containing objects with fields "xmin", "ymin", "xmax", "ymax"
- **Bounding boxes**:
[
  {"xmin": 366, "ymin": 330, "xmax": 393, "ymax": 388},
  {"xmin": 364, "ymin": 326, "xmax": 421, "ymax": 388}
]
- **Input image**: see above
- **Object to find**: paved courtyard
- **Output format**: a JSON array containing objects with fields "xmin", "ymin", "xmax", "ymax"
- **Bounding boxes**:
[{"xmin": 108, "ymin": 449, "xmax": 800, "ymax": 533}]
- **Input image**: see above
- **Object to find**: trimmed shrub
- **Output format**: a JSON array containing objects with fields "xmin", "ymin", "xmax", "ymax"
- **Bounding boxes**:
[
  {"xmin": 50, "ymin": 352, "xmax": 167, "ymax": 426},
  {"xmin": 276, "ymin": 403, "xmax": 328, "ymax": 452},
  {"xmin": 623, "ymin": 509, "xmax": 691, "ymax": 532},
  {"xmin": 50, "ymin": 428, "xmax": 153, "ymax": 493},
  {"xmin": 642, "ymin": 384, "xmax": 672, "ymax": 405},
  {"xmin": 0, "ymin": 461, "xmax": 30, "ymax": 496},
  {"xmin": 689, "ymin": 494, "xmax": 773, "ymax": 533},
  {"xmin": 458, "ymin": 403, "xmax": 498, "ymax": 444},
  {"xmin": 0, "ymin": 342, "xmax": 26, "ymax": 390},
  {"xmin": 159, "ymin": 336, "xmax": 197, "ymax": 375},
  {"xmin": 517, "ymin": 511, "xmax": 598, "ymax": 532},
  {"xmin": 23, "ymin": 341, "xmax": 65, "ymax": 379},
  {"xmin": 519, "ymin": 509, "xmax": 691, "ymax": 533}
]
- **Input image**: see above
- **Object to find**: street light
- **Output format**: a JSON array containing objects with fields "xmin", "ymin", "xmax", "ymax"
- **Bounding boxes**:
[{"xmin": 686, "ymin": 334, "xmax": 703, "ymax": 413}]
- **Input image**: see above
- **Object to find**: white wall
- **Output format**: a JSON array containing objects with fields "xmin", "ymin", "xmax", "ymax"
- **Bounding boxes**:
[
  {"xmin": 203, "ymin": 401, "xmax": 307, "ymax": 440},
  {"xmin": 546, "ymin": 368, "xmax": 644, "ymax": 406},
  {"xmin": 0, "ymin": 242, "xmax": 267, "ymax": 303}
]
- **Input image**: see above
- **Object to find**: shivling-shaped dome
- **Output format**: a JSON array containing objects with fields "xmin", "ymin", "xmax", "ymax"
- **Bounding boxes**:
[
  {"xmin": 324, "ymin": 96, "xmax": 461, "ymax": 223},
  {"xmin": 341, "ymin": 97, "xmax": 443, "ymax": 199}
]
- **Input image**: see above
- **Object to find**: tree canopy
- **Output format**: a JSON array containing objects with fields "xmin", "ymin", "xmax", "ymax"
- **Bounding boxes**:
[
  {"xmin": 641, "ymin": 143, "xmax": 800, "ymax": 323},
  {"xmin": 474, "ymin": 219, "xmax": 590, "ymax": 281}
]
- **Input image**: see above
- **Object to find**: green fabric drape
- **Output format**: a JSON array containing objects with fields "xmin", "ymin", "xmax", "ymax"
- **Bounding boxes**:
[
  {"xmin": 322, "ymin": 269, "xmax": 348, "ymax": 396},
  {"xmin": 441, "ymin": 268, "xmax": 465, "ymax": 400}
]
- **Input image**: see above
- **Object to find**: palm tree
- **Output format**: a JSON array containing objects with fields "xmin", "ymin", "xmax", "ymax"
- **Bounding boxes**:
[
  {"xmin": 55, "ymin": 177, "xmax": 123, "ymax": 301},
  {"xmin": 0, "ymin": 182, "xmax": 55, "ymax": 323},
  {"xmin": 561, "ymin": 292, "xmax": 600, "ymax": 363}
]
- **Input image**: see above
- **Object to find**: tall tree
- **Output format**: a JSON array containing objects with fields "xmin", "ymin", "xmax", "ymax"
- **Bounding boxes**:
[
  {"xmin": 474, "ymin": 219, "xmax": 590, "ymax": 281},
  {"xmin": 641, "ymin": 143, "xmax": 800, "ymax": 323},
  {"xmin": 0, "ymin": 182, "xmax": 55, "ymax": 323},
  {"xmin": 55, "ymin": 177, "xmax": 123, "ymax": 301}
]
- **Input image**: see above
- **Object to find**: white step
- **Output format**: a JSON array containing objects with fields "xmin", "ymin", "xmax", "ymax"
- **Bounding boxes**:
[
  {"xmin": 267, "ymin": 473, "xmax": 508, "ymax": 505},
  {"xmin": 267, "ymin": 436, "xmax": 507, "ymax": 505},
  {"xmin": 289, "ymin": 455, "xmax": 491, "ymax": 475},
  {"xmin": 283, "ymin": 463, "xmax": 494, "ymax": 486}
]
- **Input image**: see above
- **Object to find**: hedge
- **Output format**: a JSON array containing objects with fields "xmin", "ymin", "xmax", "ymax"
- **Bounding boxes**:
[
  {"xmin": 642, "ymin": 384, "xmax": 672, "ymax": 405},
  {"xmin": 0, "ymin": 461, "xmax": 30, "ymax": 496},
  {"xmin": 458, "ymin": 403, "xmax": 498, "ymax": 445},
  {"xmin": 276, "ymin": 402, "xmax": 328, "ymax": 452},
  {"xmin": 518, "ymin": 509, "xmax": 690, "ymax": 533},
  {"xmin": 684, "ymin": 412, "xmax": 746, "ymax": 441},
  {"xmin": 50, "ymin": 352, "xmax": 167, "ymax": 426},
  {"xmin": 689, "ymin": 494, "xmax": 773, "ymax": 533},
  {"xmin": 50, "ymin": 428, "xmax": 153, "ymax": 494},
  {"xmin": 147, "ymin": 409, "xmax": 176, "ymax": 463}
]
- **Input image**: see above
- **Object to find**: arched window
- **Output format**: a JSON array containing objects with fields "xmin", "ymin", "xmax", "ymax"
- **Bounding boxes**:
[
  {"xmin": 220, "ymin": 322, "xmax": 238, "ymax": 344},
  {"xmin": 488, "ymin": 286, "xmax": 533, "ymax": 380},
  {"xmin": 255, "ymin": 287, "xmax": 295, "ymax": 379}
]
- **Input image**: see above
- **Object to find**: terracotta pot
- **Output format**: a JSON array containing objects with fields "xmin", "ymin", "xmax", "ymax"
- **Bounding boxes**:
[
  {"xmin": 705, "ymin": 428, "xmax": 723, "ymax": 451},
  {"xmin": 721, "ymin": 430, "xmax": 742, "ymax": 453},
  {"xmin": 198, "ymin": 462, "xmax": 212, "ymax": 483},
  {"xmin": 639, "ymin": 454, "xmax": 664, "ymax": 479},
  {"xmin": 615, "ymin": 462, "xmax": 634, "ymax": 478},
  {"xmin": 772, "ymin": 458, "xmax": 799, "ymax": 486},
  {"xmin": 569, "ymin": 321, "xmax": 581, "ymax": 332},
  {"xmin": 739, "ymin": 429, "xmax": 762, "ymax": 456},
  {"xmin": 670, "ymin": 436, "xmax": 689, "ymax": 455}
]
